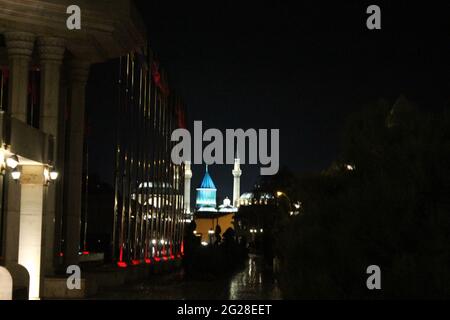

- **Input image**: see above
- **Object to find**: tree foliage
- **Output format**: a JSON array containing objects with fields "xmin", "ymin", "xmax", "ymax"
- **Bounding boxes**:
[{"xmin": 280, "ymin": 97, "xmax": 450, "ymax": 299}]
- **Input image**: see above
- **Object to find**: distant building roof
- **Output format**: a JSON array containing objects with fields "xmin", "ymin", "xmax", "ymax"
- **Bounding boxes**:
[
  {"xmin": 199, "ymin": 169, "xmax": 216, "ymax": 190},
  {"xmin": 218, "ymin": 197, "xmax": 238, "ymax": 213},
  {"xmin": 238, "ymin": 192, "xmax": 275, "ymax": 206},
  {"xmin": 239, "ymin": 192, "xmax": 274, "ymax": 200}
]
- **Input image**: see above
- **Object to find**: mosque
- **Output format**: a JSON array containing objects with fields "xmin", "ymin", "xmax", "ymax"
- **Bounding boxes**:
[{"xmin": 183, "ymin": 159, "xmax": 242, "ymax": 244}]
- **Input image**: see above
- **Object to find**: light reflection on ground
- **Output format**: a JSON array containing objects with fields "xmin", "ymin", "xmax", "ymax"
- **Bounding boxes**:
[
  {"xmin": 228, "ymin": 255, "xmax": 282, "ymax": 300},
  {"xmin": 93, "ymin": 254, "xmax": 282, "ymax": 300}
]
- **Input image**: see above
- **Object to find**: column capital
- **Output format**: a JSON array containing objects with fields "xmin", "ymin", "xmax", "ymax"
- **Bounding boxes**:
[
  {"xmin": 37, "ymin": 37, "xmax": 65, "ymax": 64},
  {"xmin": 4, "ymin": 31, "xmax": 35, "ymax": 60},
  {"xmin": 19, "ymin": 165, "xmax": 46, "ymax": 186},
  {"xmin": 69, "ymin": 60, "xmax": 90, "ymax": 84}
]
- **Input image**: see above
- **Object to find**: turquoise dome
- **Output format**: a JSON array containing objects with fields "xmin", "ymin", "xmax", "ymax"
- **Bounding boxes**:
[{"xmin": 196, "ymin": 166, "xmax": 217, "ymax": 210}]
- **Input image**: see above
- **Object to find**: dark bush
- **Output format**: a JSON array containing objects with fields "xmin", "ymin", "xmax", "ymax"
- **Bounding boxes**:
[{"xmin": 278, "ymin": 100, "xmax": 450, "ymax": 299}]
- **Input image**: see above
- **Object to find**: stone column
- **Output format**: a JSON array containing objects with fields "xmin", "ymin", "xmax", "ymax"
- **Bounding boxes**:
[
  {"xmin": 2, "ymin": 31, "xmax": 35, "ymax": 299},
  {"xmin": 0, "ymin": 266, "xmax": 13, "ymax": 300},
  {"xmin": 3, "ymin": 175, "xmax": 21, "ymax": 265},
  {"xmin": 18, "ymin": 165, "xmax": 45, "ymax": 300},
  {"xmin": 38, "ymin": 37, "xmax": 65, "ymax": 135},
  {"xmin": 4, "ymin": 31, "xmax": 35, "ymax": 122},
  {"xmin": 37, "ymin": 37, "xmax": 65, "ymax": 276},
  {"xmin": 64, "ymin": 60, "xmax": 89, "ymax": 266}
]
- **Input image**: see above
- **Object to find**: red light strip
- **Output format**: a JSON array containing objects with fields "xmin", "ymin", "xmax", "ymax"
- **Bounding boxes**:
[{"xmin": 117, "ymin": 246, "xmax": 127, "ymax": 267}]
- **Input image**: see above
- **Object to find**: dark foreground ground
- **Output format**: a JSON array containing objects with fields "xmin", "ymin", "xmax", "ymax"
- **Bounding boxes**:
[{"xmin": 93, "ymin": 255, "xmax": 282, "ymax": 300}]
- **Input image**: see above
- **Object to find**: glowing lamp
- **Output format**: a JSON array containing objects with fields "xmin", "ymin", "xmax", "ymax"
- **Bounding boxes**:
[
  {"xmin": 6, "ymin": 154, "xmax": 19, "ymax": 169},
  {"xmin": 11, "ymin": 168, "xmax": 21, "ymax": 180},
  {"xmin": 50, "ymin": 170, "xmax": 59, "ymax": 180}
]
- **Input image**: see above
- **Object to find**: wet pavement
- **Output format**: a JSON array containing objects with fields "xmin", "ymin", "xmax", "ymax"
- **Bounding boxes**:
[
  {"xmin": 228, "ymin": 255, "xmax": 282, "ymax": 300},
  {"xmin": 94, "ymin": 254, "xmax": 282, "ymax": 300}
]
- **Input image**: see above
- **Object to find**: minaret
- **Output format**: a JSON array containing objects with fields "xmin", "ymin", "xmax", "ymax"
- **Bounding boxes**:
[
  {"xmin": 232, "ymin": 158, "xmax": 242, "ymax": 207},
  {"xmin": 184, "ymin": 160, "xmax": 192, "ymax": 215}
]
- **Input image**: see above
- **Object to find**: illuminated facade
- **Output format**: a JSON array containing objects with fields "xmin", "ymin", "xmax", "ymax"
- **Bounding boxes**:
[
  {"xmin": 193, "ymin": 165, "xmax": 239, "ymax": 243},
  {"xmin": 0, "ymin": 0, "xmax": 175, "ymax": 299},
  {"xmin": 194, "ymin": 210, "xmax": 235, "ymax": 244}
]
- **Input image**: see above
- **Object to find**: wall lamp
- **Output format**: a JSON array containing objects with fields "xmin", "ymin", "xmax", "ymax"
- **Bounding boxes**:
[
  {"xmin": 6, "ymin": 154, "xmax": 19, "ymax": 169},
  {"xmin": 11, "ymin": 167, "xmax": 21, "ymax": 181},
  {"xmin": 0, "ymin": 149, "xmax": 21, "ymax": 178},
  {"xmin": 43, "ymin": 167, "xmax": 59, "ymax": 185}
]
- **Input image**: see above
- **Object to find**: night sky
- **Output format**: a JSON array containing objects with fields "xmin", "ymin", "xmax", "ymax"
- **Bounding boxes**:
[{"xmin": 89, "ymin": 1, "xmax": 450, "ymax": 203}]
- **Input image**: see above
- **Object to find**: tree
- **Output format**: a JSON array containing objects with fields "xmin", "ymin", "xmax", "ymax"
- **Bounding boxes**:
[{"xmin": 279, "ymin": 96, "xmax": 450, "ymax": 298}]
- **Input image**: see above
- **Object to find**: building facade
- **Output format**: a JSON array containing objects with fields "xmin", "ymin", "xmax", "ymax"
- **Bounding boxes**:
[
  {"xmin": 0, "ymin": 0, "xmax": 185, "ymax": 300},
  {"xmin": 193, "ymin": 163, "xmax": 240, "ymax": 243}
]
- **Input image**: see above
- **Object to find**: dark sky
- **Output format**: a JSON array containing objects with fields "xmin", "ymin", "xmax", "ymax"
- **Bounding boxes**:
[{"xmin": 89, "ymin": 1, "xmax": 450, "ymax": 203}]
